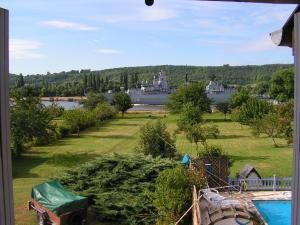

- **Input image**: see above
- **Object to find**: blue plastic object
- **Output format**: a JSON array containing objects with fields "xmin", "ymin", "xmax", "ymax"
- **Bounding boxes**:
[{"xmin": 181, "ymin": 154, "xmax": 190, "ymax": 166}]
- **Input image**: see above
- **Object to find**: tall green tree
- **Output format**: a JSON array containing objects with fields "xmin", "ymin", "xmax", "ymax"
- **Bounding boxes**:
[
  {"xmin": 112, "ymin": 92, "xmax": 133, "ymax": 117},
  {"xmin": 237, "ymin": 98, "xmax": 273, "ymax": 125},
  {"xmin": 230, "ymin": 87, "xmax": 250, "ymax": 108},
  {"xmin": 10, "ymin": 91, "xmax": 53, "ymax": 155},
  {"xmin": 16, "ymin": 73, "xmax": 25, "ymax": 88},
  {"xmin": 270, "ymin": 68, "xmax": 294, "ymax": 102},
  {"xmin": 177, "ymin": 102, "xmax": 203, "ymax": 131},
  {"xmin": 167, "ymin": 82, "xmax": 211, "ymax": 113}
]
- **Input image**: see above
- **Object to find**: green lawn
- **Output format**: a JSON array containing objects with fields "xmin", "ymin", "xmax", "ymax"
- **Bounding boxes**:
[{"xmin": 13, "ymin": 112, "xmax": 293, "ymax": 225}]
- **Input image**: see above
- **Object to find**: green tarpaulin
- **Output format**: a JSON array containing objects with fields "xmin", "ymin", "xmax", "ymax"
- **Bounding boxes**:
[{"xmin": 31, "ymin": 180, "xmax": 88, "ymax": 216}]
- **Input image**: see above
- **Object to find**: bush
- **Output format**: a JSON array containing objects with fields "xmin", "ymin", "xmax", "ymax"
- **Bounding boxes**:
[
  {"xmin": 238, "ymin": 97, "xmax": 273, "ymax": 125},
  {"xmin": 112, "ymin": 92, "xmax": 133, "ymax": 116},
  {"xmin": 136, "ymin": 120, "xmax": 176, "ymax": 158},
  {"xmin": 63, "ymin": 109, "xmax": 96, "ymax": 134},
  {"xmin": 199, "ymin": 144, "xmax": 232, "ymax": 167},
  {"xmin": 167, "ymin": 82, "xmax": 211, "ymax": 114},
  {"xmin": 153, "ymin": 165, "xmax": 206, "ymax": 225},
  {"xmin": 58, "ymin": 154, "xmax": 175, "ymax": 225},
  {"xmin": 45, "ymin": 102, "xmax": 65, "ymax": 118},
  {"xmin": 177, "ymin": 102, "xmax": 203, "ymax": 131},
  {"xmin": 33, "ymin": 128, "xmax": 59, "ymax": 146},
  {"xmin": 81, "ymin": 92, "xmax": 106, "ymax": 110},
  {"xmin": 94, "ymin": 102, "xmax": 117, "ymax": 122},
  {"xmin": 57, "ymin": 125, "xmax": 71, "ymax": 138}
]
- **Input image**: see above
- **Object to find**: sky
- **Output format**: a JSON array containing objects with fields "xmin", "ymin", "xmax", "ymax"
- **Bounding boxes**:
[{"xmin": 0, "ymin": 0, "xmax": 297, "ymax": 75}]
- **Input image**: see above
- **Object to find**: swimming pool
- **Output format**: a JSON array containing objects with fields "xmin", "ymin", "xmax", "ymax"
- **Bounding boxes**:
[{"xmin": 254, "ymin": 200, "xmax": 291, "ymax": 225}]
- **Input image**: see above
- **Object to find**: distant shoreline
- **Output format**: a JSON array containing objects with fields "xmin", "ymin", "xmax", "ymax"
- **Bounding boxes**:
[{"xmin": 40, "ymin": 96, "xmax": 86, "ymax": 102}]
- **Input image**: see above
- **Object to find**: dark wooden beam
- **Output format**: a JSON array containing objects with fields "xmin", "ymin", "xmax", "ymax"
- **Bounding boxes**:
[
  {"xmin": 195, "ymin": 0, "xmax": 300, "ymax": 4},
  {"xmin": 0, "ymin": 7, "xmax": 14, "ymax": 225}
]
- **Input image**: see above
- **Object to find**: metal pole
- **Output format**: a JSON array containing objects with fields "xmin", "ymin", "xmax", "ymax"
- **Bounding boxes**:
[
  {"xmin": 0, "ymin": 8, "xmax": 14, "ymax": 225},
  {"xmin": 293, "ymin": 12, "xmax": 300, "ymax": 225}
]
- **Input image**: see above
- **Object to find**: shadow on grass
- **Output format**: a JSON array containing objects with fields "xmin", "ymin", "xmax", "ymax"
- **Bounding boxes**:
[
  {"xmin": 204, "ymin": 118, "xmax": 231, "ymax": 123},
  {"xmin": 13, "ymin": 151, "xmax": 100, "ymax": 179},
  {"xmin": 47, "ymin": 152, "xmax": 100, "ymax": 167},
  {"xmin": 109, "ymin": 123, "xmax": 141, "ymax": 127},
  {"xmin": 217, "ymin": 135, "xmax": 247, "ymax": 139},
  {"xmin": 231, "ymin": 155, "xmax": 269, "ymax": 163},
  {"xmin": 13, "ymin": 154, "xmax": 48, "ymax": 178},
  {"xmin": 93, "ymin": 135, "xmax": 135, "ymax": 139}
]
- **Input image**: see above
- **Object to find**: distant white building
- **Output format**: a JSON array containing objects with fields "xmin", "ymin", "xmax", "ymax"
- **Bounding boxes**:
[
  {"xmin": 205, "ymin": 81, "xmax": 236, "ymax": 104},
  {"xmin": 206, "ymin": 81, "xmax": 225, "ymax": 94}
]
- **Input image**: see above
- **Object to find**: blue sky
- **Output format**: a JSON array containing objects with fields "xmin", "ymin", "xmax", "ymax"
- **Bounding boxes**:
[{"xmin": 1, "ymin": 0, "xmax": 297, "ymax": 75}]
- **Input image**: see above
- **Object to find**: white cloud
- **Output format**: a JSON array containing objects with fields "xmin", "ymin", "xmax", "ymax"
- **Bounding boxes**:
[
  {"xmin": 42, "ymin": 20, "xmax": 97, "ymax": 31},
  {"xmin": 10, "ymin": 39, "xmax": 43, "ymax": 59},
  {"xmin": 96, "ymin": 49, "xmax": 121, "ymax": 54},
  {"xmin": 139, "ymin": 8, "xmax": 178, "ymax": 21},
  {"xmin": 236, "ymin": 36, "xmax": 276, "ymax": 53}
]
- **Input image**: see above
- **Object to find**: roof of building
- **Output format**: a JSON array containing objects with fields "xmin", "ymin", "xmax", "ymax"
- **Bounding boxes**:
[
  {"xmin": 239, "ymin": 164, "xmax": 261, "ymax": 179},
  {"xmin": 270, "ymin": 5, "xmax": 300, "ymax": 48}
]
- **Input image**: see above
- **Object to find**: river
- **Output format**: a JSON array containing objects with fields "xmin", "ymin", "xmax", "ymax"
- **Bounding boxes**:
[{"xmin": 42, "ymin": 101, "xmax": 166, "ymax": 112}]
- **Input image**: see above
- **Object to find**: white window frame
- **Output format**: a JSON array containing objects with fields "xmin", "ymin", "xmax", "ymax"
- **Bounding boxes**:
[
  {"xmin": 1, "ymin": 4, "xmax": 300, "ymax": 225},
  {"xmin": 0, "ymin": 7, "xmax": 14, "ymax": 225}
]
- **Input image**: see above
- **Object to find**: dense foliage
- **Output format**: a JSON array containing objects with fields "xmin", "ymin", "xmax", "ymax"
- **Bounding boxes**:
[
  {"xmin": 198, "ymin": 145, "xmax": 233, "ymax": 167},
  {"xmin": 81, "ymin": 92, "xmax": 106, "ymax": 110},
  {"xmin": 270, "ymin": 68, "xmax": 294, "ymax": 102},
  {"xmin": 10, "ymin": 92, "xmax": 54, "ymax": 155},
  {"xmin": 58, "ymin": 154, "xmax": 175, "ymax": 225},
  {"xmin": 112, "ymin": 92, "xmax": 133, "ymax": 116},
  {"xmin": 236, "ymin": 98, "xmax": 273, "ymax": 125},
  {"xmin": 167, "ymin": 82, "xmax": 211, "ymax": 113},
  {"xmin": 230, "ymin": 87, "xmax": 251, "ymax": 108},
  {"xmin": 216, "ymin": 102, "xmax": 231, "ymax": 120},
  {"xmin": 9, "ymin": 64, "xmax": 292, "ymax": 97},
  {"xmin": 185, "ymin": 124, "xmax": 220, "ymax": 151},
  {"xmin": 62, "ymin": 109, "xmax": 96, "ymax": 135},
  {"xmin": 136, "ymin": 120, "xmax": 177, "ymax": 158},
  {"xmin": 177, "ymin": 102, "xmax": 203, "ymax": 131},
  {"xmin": 153, "ymin": 165, "xmax": 206, "ymax": 225},
  {"xmin": 251, "ymin": 101, "xmax": 294, "ymax": 146}
]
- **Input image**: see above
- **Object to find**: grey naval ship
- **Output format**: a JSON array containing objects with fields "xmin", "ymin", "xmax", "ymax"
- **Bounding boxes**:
[
  {"xmin": 126, "ymin": 71, "xmax": 175, "ymax": 105},
  {"xmin": 106, "ymin": 71, "xmax": 235, "ymax": 105}
]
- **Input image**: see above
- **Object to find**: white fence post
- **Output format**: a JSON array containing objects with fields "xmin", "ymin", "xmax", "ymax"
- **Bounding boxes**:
[{"xmin": 273, "ymin": 174, "xmax": 276, "ymax": 191}]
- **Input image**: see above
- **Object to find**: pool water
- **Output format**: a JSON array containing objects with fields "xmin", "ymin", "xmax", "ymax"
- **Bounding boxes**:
[{"xmin": 254, "ymin": 200, "xmax": 291, "ymax": 225}]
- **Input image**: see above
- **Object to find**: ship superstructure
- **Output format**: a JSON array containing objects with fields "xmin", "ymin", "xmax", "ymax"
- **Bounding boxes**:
[{"xmin": 126, "ymin": 71, "xmax": 175, "ymax": 104}]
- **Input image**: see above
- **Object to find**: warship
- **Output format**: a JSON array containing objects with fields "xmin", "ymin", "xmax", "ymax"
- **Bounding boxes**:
[
  {"xmin": 106, "ymin": 71, "xmax": 235, "ymax": 105},
  {"xmin": 126, "ymin": 70, "xmax": 175, "ymax": 105}
]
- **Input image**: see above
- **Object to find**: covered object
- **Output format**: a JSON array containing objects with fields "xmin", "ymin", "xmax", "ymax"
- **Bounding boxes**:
[{"xmin": 31, "ymin": 180, "xmax": 88, "ymax": 216}]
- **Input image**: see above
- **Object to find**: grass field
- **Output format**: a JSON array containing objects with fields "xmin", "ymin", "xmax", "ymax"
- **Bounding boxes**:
[{"xmin": 12, "ymin": 112, "xmax": 293, "ymax": 225}]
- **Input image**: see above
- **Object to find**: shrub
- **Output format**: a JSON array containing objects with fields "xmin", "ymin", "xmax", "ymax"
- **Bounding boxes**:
[
  {"xmin": 199, "ymin": 144, "xmax": 232, "ymax": 167},
  {"xmin": 167, "ymin": 82, "xmax": 211, "ymax": 114},
  {"xmin": 136, "ymin": 120, "xmax": 176, "ymax": 158},
  {"xmin": 112, "ymin": 92, "xmax": 133, "ymax": 116},
  {"xmin": 81, "ymin": 92, "xmax": 106, "ymax": 110},
  {"xmin": 238, "ymin": 97, "xmax": 273, "ymax": 125},
  {"xmin": 45, "ymin": 102, "xmax": 64, "ymax": 118},
  {"xmin": 57, "ymin": 125, "xmax": 71, "ymax": 138},
  {"xmin": 58, "ymin": 154, "xmax": 175, "ymax": 225},
  {"xmin": 153, "ymin": 165, "xmax": 206, "ymax": 225},
  {"xmin": 63, "ymin": 109, "xmax": 96, "ymax": 134},
  {"xmin": 177, "ymin": 102, "xmax": 203, "ymax": 131},
  {"xmin": 94, "ymin": 102, "xmax": 117, "ymax": 122}
]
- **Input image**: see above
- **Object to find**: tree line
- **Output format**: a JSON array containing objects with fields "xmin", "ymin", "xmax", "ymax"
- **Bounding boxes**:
[{"xmin": 10, "ymin": 64, "xmax": 292, "ymax": 97}]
